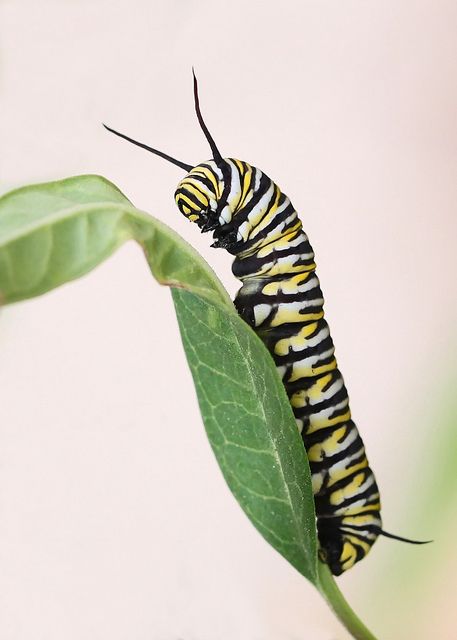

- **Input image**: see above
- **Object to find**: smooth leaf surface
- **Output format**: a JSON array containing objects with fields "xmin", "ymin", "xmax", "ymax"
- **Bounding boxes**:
[
  {"xmin": 0, "ymin": 175, "xmax": 231, "ymax": 308},
  {"xmin": 173, "ymin": 289, "xmax": 318, "ymax": 580},
  {"xmin": 0, "ymin": 175, "xmax": 378, "ymax": 639}
]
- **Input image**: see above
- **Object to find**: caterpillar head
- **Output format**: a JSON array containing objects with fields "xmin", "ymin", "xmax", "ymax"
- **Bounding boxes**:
[
  {"xmin": 174, "ymin": 160, "xmax": 226, "ymax": 232},
  {"xmin": 174, "ymin": 159, "xmax": 245, "ymax": 252},
  {"xmin": 103, "ymin": 70, "xmax": 239, "ymax": 247}
]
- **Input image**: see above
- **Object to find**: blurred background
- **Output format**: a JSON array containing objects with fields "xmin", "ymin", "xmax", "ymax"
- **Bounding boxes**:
[{"xmin": 1, "ymin": 1, "xmax": 456, "ymax": 638}]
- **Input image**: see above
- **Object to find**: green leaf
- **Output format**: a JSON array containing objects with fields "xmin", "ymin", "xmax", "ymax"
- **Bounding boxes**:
[
  {"xmin": 0, "ymin": 175, "xmax": 231, "ymax": 308},
  {"xmin": 0, "ymin": 175, "xmax": 378, "ymax": 639},
  {"xmin": 172, "ymin": 289, "xmax": 318, "ymax": 581}
]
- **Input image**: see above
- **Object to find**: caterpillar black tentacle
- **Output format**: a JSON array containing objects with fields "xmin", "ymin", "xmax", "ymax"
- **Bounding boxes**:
[
  {"xmin": 104, "ymin": 73, "xmax": 429, "ymax": 576},
  {"xmin": 378, "ymin": 530, "xmax": 431, "ymax": 544},
  {"xmin": 102, "ymin": 123, "xmax": 194, "ymax": 172}
]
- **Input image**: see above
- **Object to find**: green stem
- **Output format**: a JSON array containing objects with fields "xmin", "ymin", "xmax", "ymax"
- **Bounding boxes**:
[{"xmin": 316, "ymin": 563, "xmax": 379, "ymax": 640}]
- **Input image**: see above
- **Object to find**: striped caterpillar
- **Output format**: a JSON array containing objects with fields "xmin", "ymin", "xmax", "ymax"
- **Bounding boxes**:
[{"xmin": 104, "ymin": 72, "xmax": 427, "ymax": 575}]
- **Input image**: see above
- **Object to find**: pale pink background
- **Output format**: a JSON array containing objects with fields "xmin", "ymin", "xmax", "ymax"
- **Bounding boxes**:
[{"xmin": 1, "ymin": 1, "xmax": 456, "ymax": 639}]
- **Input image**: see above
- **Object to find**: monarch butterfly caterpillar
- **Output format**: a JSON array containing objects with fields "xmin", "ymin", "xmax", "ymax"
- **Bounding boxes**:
[{"xmin": 103, "ymin": 72, "xmax": 429, "ymax": 575}]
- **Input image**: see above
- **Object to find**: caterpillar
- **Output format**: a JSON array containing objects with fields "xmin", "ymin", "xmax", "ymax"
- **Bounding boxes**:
[{"xmin": 103, "ymin": 72, "xmax": 428, "ymax": 575}]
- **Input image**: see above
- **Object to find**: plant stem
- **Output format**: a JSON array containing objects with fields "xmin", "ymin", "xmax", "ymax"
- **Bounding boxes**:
[{"xmin": 316, "ymin": 563, "xmax": 379, "ymax": 640}]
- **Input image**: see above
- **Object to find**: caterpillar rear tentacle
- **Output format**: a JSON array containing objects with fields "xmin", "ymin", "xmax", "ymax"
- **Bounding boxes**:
[
  {"xmin": 378, "ymin": 530, "xmax": 432, "ymax": 544},
  {"xmin": 103, "ymin": 72, "xmax": 430, "ymax": 575}
]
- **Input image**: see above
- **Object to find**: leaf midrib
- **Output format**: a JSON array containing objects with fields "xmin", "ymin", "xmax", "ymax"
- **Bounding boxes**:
[
  {"xmin": 228, "ymin": 312, "xmax": 317, "ymax": 579},
  {"xmin": 0, "ymin": 201, "xmax": 139, "ymax": 245}
]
